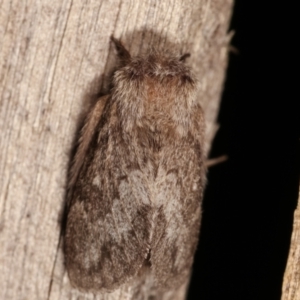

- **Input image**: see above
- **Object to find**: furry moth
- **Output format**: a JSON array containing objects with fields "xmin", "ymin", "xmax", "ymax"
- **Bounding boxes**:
[{"xmin": 64, "ymin": 37, "xmax": 206, "ymax": 293}]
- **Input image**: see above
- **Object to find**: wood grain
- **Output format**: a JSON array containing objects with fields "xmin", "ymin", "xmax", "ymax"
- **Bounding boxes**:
[
  {"xmin": 282, "ymin": 186, "xmax": 300, "ymax": 300},
  {"xmin": 0, "ymin": 0, "xmax": 234, "ymax": 299}
]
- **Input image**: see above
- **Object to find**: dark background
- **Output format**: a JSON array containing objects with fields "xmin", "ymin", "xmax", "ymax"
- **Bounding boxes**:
[{"xmin": 188, "ymin": 1, "xmax": 299, "ymax": 299}]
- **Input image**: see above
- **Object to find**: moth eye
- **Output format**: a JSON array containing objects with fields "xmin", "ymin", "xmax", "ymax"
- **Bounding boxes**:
[
  {"xmin": 179, "ymin": 53, "xmax": 191, "ymax": 62},
  {"xmin": 129, "ymin": 70, "xmax": 142, "ymax": 80},
  {"xmin": 181, "ymin": 75, "xmax": 193, "ymax": 84}
]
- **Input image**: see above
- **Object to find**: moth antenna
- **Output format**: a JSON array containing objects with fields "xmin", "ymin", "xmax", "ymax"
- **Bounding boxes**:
[{"xmin": 111, "ymin": 36, "xmax": 131, "ymax": 63}]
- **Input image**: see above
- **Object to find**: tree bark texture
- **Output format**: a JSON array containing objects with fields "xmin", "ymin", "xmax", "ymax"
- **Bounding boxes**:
[
  {"xmin": 0, "ymin": 0, "xmax": 233, "ymax": 299},
  {"xmin": 282, "ymin": 186, "xmax": 300, "ymax": 300}
]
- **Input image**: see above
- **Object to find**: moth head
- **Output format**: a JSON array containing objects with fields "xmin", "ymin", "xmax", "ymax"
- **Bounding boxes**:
[
  {"xmin": 111, "ymin": 37, "xmax": 198, "ymax": 131},
  {"xmin": 111, "ymin": 37, "xmax": 196, "ymax": 91}
]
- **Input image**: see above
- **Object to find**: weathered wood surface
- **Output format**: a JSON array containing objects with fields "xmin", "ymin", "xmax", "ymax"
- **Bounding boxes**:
[
  {"xmin": 0, "ymin": 0, "xmax": 233, "ymax": 299},
  {"xmin": 282, "ymin": 186, "xmax": 300, "ymax": 300}
]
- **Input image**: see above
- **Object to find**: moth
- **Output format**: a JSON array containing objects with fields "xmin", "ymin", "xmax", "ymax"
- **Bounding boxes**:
[{"xmin": 64, "ymin": 37, "xmax": 206, "ymax": 293}]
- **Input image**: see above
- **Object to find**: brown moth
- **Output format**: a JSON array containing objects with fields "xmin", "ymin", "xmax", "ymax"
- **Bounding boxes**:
[{"xmin": 64, "ymin": 37, "xmax": 206, "ymax": 293}]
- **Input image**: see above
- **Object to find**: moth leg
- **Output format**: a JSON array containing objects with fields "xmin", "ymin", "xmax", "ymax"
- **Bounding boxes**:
[{"xmin": 206, "ymin": 155, "xmax": 228, "ymax": 168}]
